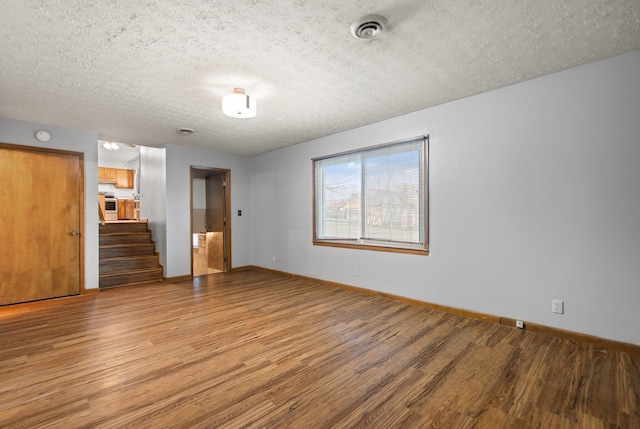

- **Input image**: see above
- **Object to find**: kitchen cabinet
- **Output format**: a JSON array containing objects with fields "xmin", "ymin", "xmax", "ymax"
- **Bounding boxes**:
[
  {"xmin": 98, "ymin": 167, "xmax": 134, "ymax": 188},
  {"xmin": 117, "ymin": 200, "xmax": 125, "ymax": 219},
  {"xmin": 98, "ymin": 167, "xmax": 116, "ymax": 183},
  {"xmin": 126, "ymin": 200, "xmax": 135, "ymax": 219},
  {"xmin": 117, "ymin": 199, "xmax": 135, "ymax": 220},
  {"xmin": 115, "ymin": 169, "xmax": 134, "ymax": 188}
]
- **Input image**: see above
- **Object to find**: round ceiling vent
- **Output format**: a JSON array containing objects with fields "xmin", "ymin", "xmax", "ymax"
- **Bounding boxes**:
[
  {"xmin": 350, "ymin": 15, "xmax": 389, "ymax": 40},
  {"xmin": 177, "ymin": 127, "xmax": 195, "ymax": 135}
]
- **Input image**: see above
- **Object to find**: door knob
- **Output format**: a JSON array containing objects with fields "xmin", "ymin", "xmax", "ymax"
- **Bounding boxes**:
[{"xmin": 70, "ymin": 230, "xmax": 81, "ymax": 236}]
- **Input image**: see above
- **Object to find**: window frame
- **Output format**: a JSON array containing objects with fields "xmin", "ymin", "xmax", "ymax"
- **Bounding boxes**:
[{"xmin": 312, "ymin": 135, "xmax": 429, "ymax": 256}]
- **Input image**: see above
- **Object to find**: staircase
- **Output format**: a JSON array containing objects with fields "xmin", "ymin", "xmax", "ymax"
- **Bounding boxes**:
[{"xmin": 99, "ymin": 221, "xmax": 164, "ymax": 289}]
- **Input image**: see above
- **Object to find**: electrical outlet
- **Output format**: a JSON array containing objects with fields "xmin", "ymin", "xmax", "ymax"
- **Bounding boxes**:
[
  {"xmin": 516, "ymin": 320, "xmax": 524, "ymax": 329},
  {"xmin": 272, "ymin": 256, "xmax": 276, "ymax": 262},
  {"xmin": 354, "ymin": 266, "xmax": 359, "ymax": 276},
  {"xmin": 552, "ymin": 299, "xmax": 564, "ymax": 314}
]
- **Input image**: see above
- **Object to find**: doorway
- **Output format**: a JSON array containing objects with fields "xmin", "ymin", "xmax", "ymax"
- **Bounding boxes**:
[
  {"xmin": 0, "ymin": 143, "xmax": 83, "ymax": 305},
  {"xmin": 191, "ymin": 167, "xmax": 231, "ymax": 277}
]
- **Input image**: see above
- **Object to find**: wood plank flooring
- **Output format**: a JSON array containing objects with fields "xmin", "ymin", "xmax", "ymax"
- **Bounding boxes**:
[{"xmin": 1, "ymin": 269, "xmax": 638, "ymax": 428}]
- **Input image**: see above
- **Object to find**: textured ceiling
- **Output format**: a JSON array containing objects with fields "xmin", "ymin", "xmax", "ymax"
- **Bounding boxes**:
[{"xmin": 1, "ymin": 0, "xmax": 639, "ymax": 156}]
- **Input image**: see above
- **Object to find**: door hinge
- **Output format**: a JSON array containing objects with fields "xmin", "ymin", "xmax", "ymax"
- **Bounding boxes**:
[{"xmin": 222, "ymin": 181, "xmax": 227, "ymax": 188}]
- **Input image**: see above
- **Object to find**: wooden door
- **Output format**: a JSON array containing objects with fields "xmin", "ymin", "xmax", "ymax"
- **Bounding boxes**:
[{"xmin": 0, "ymin": 144, "xmax": 82, "ymax": 305}]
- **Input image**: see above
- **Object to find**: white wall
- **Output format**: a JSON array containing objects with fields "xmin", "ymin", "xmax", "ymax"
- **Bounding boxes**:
[
  {"xmin": 140, "ymin": 146, "xmax": 168, "ymax": 274},
  {"xmin": 250, "ymin": 50, "xmax": 640, "ymax": 345},
  {"xmin": 165, "ymin": 145, "xmax": 251, "ymax": 277},
  {"xmin": 0, "ymin": 117, "xmax": 100, "ymax": 290}
]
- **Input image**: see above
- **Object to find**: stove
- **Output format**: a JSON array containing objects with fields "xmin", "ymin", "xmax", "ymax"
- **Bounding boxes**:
[{"xmin": 104, "ymin": 195, "xmax": 118, "ymax": 221}]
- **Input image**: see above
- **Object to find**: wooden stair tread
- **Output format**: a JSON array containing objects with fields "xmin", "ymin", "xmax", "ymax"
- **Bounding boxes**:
[
  {"xmin": 98, "ymin": 222, "xmax": 164, "ymax": 290},
  {"xmin": 99, "ymin": 243, "xmax": 155, "ymax": 248},
  {"xmin": 99, "ymin": 258, "xmax": 162, "ymax": 273},
  {"xmin": 100, "ymin": 253, "xmax": 158, "ymax": 259},
  {"xmin": 99, "ymin": 269, "xmax": 163, "ymax": 289},
  {"xmin": 99, "ymin": 255, "xmax": 159, "ymax": 262},
  {"xmin": 99, "ymin": 267, "xmax": 163, "ymax": 277},
  {"xmin": 99, "ymin": 234, "xmax": 152, "ymax": 245},
  {"xmin": 99, "ymin": 231, "xmax": 150, "ymax": 236},
  {"xmin": 98, "ymin": 279, "xmax": 162, "ymax": 290}
]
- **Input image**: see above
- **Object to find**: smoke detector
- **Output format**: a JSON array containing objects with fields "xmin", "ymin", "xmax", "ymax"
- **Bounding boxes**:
[{"xmin": 350, "ymin": 15, "xmax": 389, "ymax": 40}]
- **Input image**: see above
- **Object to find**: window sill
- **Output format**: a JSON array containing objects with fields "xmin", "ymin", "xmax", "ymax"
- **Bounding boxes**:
[{"xmin": 313, "ymin": 240, "xmax": 430, "ymax": 256}]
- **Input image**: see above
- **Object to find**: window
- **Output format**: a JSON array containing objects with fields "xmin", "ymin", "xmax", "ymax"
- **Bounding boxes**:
[{"xmin": 313, "ymin": 135, "xmax": 428, "ymax": 255}]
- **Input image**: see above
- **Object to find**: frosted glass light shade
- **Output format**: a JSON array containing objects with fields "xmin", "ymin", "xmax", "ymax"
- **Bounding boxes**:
[
  {"xmin": 102, "ymin": 141, "xmax": 119, "ymax": 150},
  {"xmin": 222, "ymin": 88, "xmax": 257, "ymax": 118}
]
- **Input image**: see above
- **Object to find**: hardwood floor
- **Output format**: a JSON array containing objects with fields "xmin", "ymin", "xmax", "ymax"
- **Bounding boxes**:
[{"xmin": 1, "ymin": 270, "xmax": 638, "ymax": 428}]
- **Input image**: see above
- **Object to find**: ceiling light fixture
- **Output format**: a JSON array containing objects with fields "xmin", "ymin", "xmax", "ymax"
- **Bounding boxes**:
[
  {"xmin": 350, "ymin": 15, "xmax": 389, "ymax": 40},
  {"xmin": 222, "ymin": 88, "xmax": 257, "ymax": 119},
  {"xmin": 102, "ymin": 141, "xmax": 119, "ymax": 150}
]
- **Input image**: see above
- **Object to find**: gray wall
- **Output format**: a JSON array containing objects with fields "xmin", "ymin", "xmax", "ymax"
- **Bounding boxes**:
[
  {"xmin": 250, "ymin": 50, "xmax": 640, "ymax": 345},
  {"xmin": 0, "ymin": 117, "xmax": 100, "ymax": 290},
  {"xmin": 140, "ymin": 146, "xmax": 167, "ymax": 273},
  {"xmin": 165, "ymin": 145, "xmax": 252, "ymax": 277}
]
